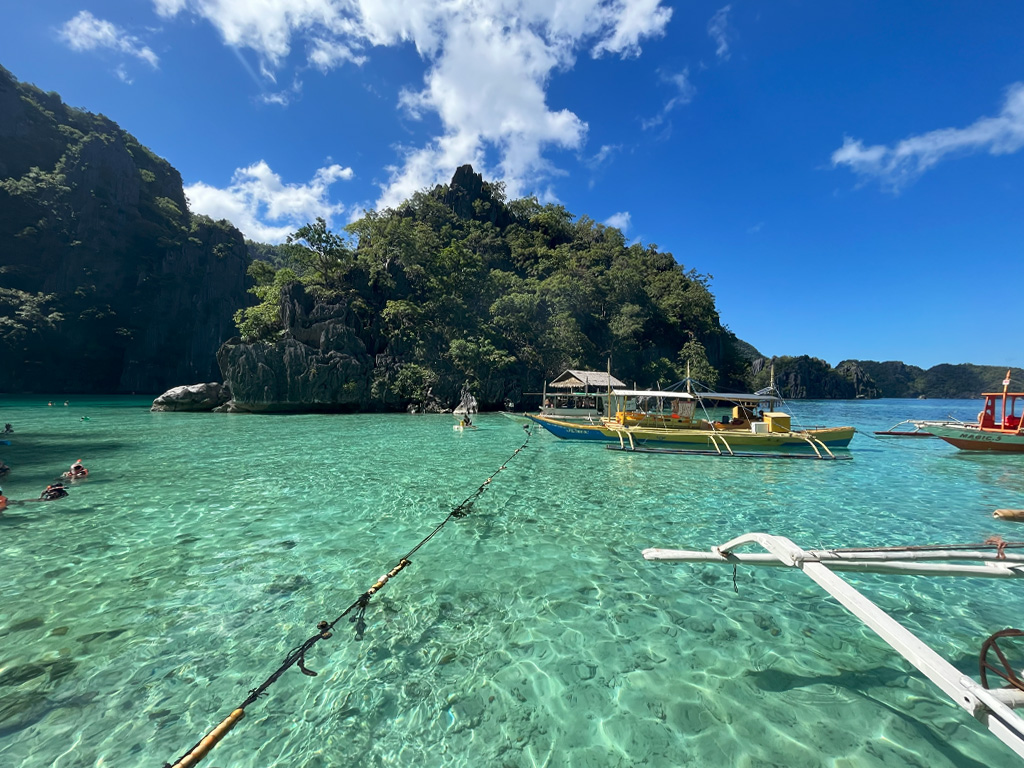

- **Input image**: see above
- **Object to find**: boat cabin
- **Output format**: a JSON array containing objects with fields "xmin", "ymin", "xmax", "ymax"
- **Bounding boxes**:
[
  {"xmin": 539, "ymin": 370, "xmax": 628, "ymax": 420},
  {"xmin": 979, "ymin": 390, "xmax": 1024, "ymax": 432},
  {"xmin": 610, "ymin": 389, "xmax": 696, "ymax": 425},
  {"xmin": 691, "ymin": 391, "xmax": 782, "ymax": 428}
]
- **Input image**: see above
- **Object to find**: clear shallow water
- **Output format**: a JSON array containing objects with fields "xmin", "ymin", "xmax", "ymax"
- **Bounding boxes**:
[{"xmin": 0, "ymin": 396, "xmax": 1021, "ymax": 767}]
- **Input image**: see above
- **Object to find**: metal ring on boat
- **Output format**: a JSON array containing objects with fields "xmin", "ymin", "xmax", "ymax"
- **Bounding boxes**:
[{"xmin": 979, "ymin": 628, "xmax": 1024, "ymax": 691}]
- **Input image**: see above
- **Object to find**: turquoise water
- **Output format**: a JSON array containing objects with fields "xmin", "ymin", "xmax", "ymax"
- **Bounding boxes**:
[{"xmin": 0, "ymin": 396, "xmax": 1021, "ymax": 767}]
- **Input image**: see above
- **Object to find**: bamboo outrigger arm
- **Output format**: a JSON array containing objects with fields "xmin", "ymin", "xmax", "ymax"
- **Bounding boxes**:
[{"xmin": 643, "ymin": 533, "xmax": 1024, "ymax": 760}]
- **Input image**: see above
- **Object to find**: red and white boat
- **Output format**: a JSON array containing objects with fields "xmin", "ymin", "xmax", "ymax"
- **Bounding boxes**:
[{"xmin": 928, "ymin": 371, "xmax": 1024, "ymax": 452}]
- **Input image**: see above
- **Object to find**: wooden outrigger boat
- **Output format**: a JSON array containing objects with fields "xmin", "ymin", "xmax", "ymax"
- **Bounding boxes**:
[
  {"xmin": 925, "ymin": 371, "xmax": 1024, "ymax": 452},
  {"xmin": 527, "ymin": 387, "xmax": 855, "ymax": 459},
  {"xmin": 643, "ymin": 532, "xmax": 1024, "ymax": 759}
]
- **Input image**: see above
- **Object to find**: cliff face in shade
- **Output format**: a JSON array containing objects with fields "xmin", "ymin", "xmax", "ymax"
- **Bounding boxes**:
[
  {"xmin": 751, "ymin": 355, "xmax": 856, "ymax": 399},
  {"xmin": 217, "ymin": 282, "xmax": 376, "ymax": 412},
  {"xmin": 0, "ymin": 65, "xmax": 250, "ymax": 393}
]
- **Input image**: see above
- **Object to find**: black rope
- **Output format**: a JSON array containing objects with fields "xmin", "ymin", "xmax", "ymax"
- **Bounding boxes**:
[{"xmin": 163, "ymin": 424, "xmax": 533, "ymax": 768}]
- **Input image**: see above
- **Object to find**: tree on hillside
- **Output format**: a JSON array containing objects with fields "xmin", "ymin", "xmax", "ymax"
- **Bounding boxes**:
[
  {"xmin": 678, "ymin": 337, "xmax": 719, "ymax": 389},
  {"xmin": 287, "ymin": 217, "xmax": 352, "ymax": 289}
]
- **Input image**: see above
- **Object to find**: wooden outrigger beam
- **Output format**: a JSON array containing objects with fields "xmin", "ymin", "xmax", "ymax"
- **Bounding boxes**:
[
  {"xmin": 643, "ymin": 533, "xmax": 1024, "ymax": 760},
  {"xmin": 707, "ymin": 433, "xmax": 733, "ymax": 455},
  {"xmin": 606, "ymin": 445, "xmax": 852, "ymax": 460},
  {"xmin": 874, "ymin": 419, "xmax": 937, "ymax": 437}
]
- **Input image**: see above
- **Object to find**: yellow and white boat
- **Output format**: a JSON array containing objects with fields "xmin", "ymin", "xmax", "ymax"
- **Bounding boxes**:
[{"xmin": 526, "ymin": 388, "xmax": 854, "ymax": 459}]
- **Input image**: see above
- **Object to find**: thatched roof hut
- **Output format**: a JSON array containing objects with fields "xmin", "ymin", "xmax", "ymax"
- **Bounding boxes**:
[{"xmin": 548, "ymin": 370, "xmax": 625, "ymax": 391}]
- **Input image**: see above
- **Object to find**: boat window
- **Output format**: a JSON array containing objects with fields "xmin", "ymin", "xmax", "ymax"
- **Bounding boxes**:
[
  {"xmin": 1006, "ymin": 395, "xmax": 1022, "ymax": 429},
  {"xmin": 981, "ymin": 396, "xmax": 997, "ymax": 428},
  {"xmin": 674, "ymin": 400, "xmax": 695, "ymax": 420}
]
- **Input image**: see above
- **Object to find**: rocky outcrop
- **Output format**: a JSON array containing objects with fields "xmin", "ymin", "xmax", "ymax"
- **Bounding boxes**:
[
  {"xmin": 838, "ymin": 360, "xmax": 924, "ymax": 398},
  {"xmin": 151, "ymin": 382, "xmax": 231, "ymax": 412},
  {"xmin": 0, "ymin": 65, "xmax": 251, "ymax": 394},
  {"xmin": 753, "ymin": 355, "xmax": 856, "ymax": 399},
  {"xmin": 435, "ymin": 164, "xmax": 512, "ymax": 227},
  {"xmin": 834, "ymin": 360, "xmax": 879, "ymax": 399},
  {"xmin": 217, "ymin": 283, "xmax": 375, "ymax": 412}
]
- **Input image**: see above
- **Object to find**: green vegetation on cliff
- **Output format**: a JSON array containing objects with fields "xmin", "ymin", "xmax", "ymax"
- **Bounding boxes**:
[
  {"xmin": 0, "ymin": 65, "xmax": 250, "ymax": 393},
  {"xmin": 235, "ymin": 166, "xmax": 742, "ymax": 407}
]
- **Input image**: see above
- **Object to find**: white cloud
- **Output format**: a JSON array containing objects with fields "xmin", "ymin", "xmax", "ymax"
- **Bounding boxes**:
[
  {"xmin": 832, "ymin": 82, "xmax": 1024, "ymax": 190},
  {"xmin": 259, "ymin": 91, "xmax": 290, "ymax": 106},
  {"xmin": 153, "ymin": 0, "xmax": 673, "ymax": 209},
  {"xmin": 604, "ymin": 211, "xmax": 631, "ymax": 231},
  {"xmin": 59, "ymin": 11, "xmax": 159, "ymax": 68},
  {"xmin": 185, "ymin": 161, "xmax": 354, "ymax": 242},
  {"xmin": 642, "ymin": 68, "xmax": 695, "ymax": 130},
  {"xmin": 707, "ymin": 5, "xmax": 731, "ymax": 61},
  {"xmin": 308, "ymin": 37, "xmax": 367, "ymax": 72},
  {"xmin": 592, "ymin": 0, "xmax": 674, "ymax": 58},
  {"xmin": 588, "ymin": 144, "xmax": 621, "ymax": 168},
  {"xmin": 257, "ymin": 77, "xmax": 303, "ymax": 106}
]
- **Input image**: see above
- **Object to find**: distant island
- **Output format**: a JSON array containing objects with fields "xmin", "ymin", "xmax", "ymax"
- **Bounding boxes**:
[
  {"xmin": 0, "ymin": 64, "xmax": 1016, "ymax": 409},
  {"xmin": 747, "ymin": 356, "xmax": 1022, "ymax": 401}
]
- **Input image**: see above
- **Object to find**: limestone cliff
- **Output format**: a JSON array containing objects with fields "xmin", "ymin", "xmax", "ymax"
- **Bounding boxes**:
[
  {"xmin": 751, "ymin": 355, "xmax": 855, "ymax": 399},
  {"xmin": 217, "ymin": 282, "xmax": 374, "ymax": 412},
  {"xmin": 0, "ymin": 65, "xmax": 250, "ymax": 393},
  {"xmin": 836, "ymin": 360, "xmax": 922, "ymax": 398}
]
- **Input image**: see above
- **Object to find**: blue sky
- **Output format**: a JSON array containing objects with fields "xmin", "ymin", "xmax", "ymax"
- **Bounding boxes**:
[{"xmin": 2, "ymin": 1, "xmax": 1023, "ymax": 370}]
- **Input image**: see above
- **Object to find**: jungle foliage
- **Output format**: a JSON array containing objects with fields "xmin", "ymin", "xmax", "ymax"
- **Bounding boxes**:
[
  {"xmin": 0, "ymin": 64, "xmax": 250, "ymax": 393},
  {"xmin": 235, "ymin": 168, "xmax": 746, "ymax": 401}
]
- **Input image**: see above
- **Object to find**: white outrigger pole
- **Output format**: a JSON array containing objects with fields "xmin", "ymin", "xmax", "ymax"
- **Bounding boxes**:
[{"xmin": 643, "ymin": 533, "xmax": 1024, "ymax": 760}]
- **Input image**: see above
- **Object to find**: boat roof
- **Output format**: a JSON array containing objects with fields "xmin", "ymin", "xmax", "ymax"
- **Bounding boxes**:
[
  {"xmin": 549, "ymin": 370, "xmax": 626, "ymax": 389},
  {"xmin": 694, "ymin": 391, "xmax": 780, "ymax": 403},
  {"xmin": 611, "ymin": 389, "xmax": 694, "ymax": 400}
]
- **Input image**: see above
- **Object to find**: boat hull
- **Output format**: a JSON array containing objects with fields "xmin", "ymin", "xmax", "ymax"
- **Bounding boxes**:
[
  {"xmin": 527, "ymin": 414, "xmax": 854, "ymax": 449},
  {"xmin": 611, "ymin": 425, "xmax": 855, "ymax": 449},
  {"xmin": 524, "ymin": 414, "xmax": 612, "ymax": 440},
  {"xmin": 927, "ymin": 424, "xmax": 1024, "ymax": 452}
]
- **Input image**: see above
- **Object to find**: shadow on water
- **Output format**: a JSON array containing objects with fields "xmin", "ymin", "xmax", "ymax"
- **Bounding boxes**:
[
  {"xmin": 747, "ymin": 653, "xmax": 980, "ymax": 694},
  {"xmin": 746, "ymin": 656, "xmax": 992, "ymax": 768},
  {"xmin": 0, "ymin": 434, "xmax": 128, "ymax": 487}
]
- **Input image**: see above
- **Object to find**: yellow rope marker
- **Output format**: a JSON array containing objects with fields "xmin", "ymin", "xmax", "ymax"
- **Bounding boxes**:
[{"xmin": 169, "ymin": 708, "xmax": 246, "ymax": 768}]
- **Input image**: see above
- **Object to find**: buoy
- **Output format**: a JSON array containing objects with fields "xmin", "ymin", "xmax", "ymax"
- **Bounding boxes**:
[{"xmin": 993, "ymin": 509, "xmax": 1024, "ymax": 522}]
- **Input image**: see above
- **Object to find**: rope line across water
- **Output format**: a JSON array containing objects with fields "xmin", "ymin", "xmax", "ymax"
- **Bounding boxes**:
[{"xmin": 162, "ymin": 424, "xmax": 534, "ymax": 768}]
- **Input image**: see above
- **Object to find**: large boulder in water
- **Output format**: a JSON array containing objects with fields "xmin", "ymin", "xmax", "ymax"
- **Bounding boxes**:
[
  {"xmin": 216, "ymin": 282, "xmax": 375, "ymax": 412},
  {"xmin": 151, "ymin": 382, "xmax": 231, "ymax": 412}
]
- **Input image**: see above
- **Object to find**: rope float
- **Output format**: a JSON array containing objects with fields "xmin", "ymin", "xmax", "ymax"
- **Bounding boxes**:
[{"xmin": 163, "ymin": 424, "xmax": 534, "ymax": 768}]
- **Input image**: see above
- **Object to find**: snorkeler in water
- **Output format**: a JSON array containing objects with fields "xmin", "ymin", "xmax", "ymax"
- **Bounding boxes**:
[
  {"xmin": 64, "ymin": 459, "xmax": 89, "ymax": 479},
  {"xmin": 40, "ymin": 483, "xmax": 69, "ymax": 501}
]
